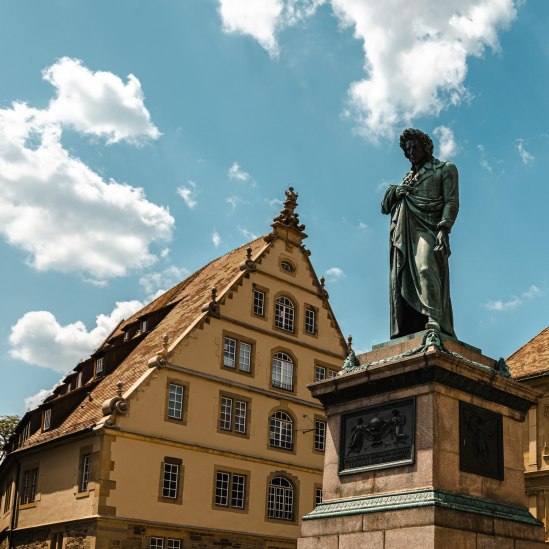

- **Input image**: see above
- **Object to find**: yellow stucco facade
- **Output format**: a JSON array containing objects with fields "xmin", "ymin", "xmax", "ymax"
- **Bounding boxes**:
[{"xmin": 0, "ymin": 198, "xmax": 347, "ymax": 549}]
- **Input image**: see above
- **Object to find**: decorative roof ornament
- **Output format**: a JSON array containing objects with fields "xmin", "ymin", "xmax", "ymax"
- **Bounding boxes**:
[
  {"xmin": 240, "ymin": 246, "xmax": 256, "ymax": 271},
  {"xmin": 341, "ymin": 335, "xmax": 360, "ymax": 372},
  {"xmin": 318, "ymin": 276, "xmax": 329, "ymax": 299},
  {"xmin": 201, "ymin": 287, "xmax": 220, "ymax": 317},
  {"xmin": 272, "ymin": 187, "xmax": 306, "ymax": 232}
]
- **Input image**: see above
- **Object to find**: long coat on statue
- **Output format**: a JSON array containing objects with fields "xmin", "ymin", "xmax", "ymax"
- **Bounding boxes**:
[{"xmin": 381, "ymin": 158, "xmax": 459, "ymax": 339}]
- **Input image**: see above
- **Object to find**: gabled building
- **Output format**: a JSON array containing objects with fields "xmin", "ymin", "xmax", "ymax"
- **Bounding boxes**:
[
  {"xmin": 0, "ymin": 188, "xmax": 347, "ymax": 549},
  {"xmin": 507, "ymin": 325, "xmax": 549, "ymax": 543}
]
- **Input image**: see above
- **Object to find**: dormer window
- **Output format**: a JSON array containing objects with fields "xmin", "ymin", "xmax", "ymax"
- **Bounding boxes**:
[
  {"xmin": 43, "ymin": 409, "xmax": 51, "ymax": 431},
  {"xmin": 76, "ymin": 371, "xmax": 83, "ymax": 388},
  {"xmin": 124, "ymin": 332, "xmax": 129, "ymax": 342},
  {"xmin": 95, "ymin": 358, "xmax": 104, "ymax": 376},
  {"xmin": 141, "ymin": 320, "xmax": 148, "ymax": 333}
]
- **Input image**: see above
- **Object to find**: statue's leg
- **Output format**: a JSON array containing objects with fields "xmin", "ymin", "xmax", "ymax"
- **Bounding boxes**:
[{"xmin": 414, "ymin": 230, "xmax": 442, "ymax": 328}]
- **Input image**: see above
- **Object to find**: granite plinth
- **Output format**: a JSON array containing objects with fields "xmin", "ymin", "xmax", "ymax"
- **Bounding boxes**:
[{"xmin": 299, "ymin": 338, "xmax": 545, "ymax": 548}]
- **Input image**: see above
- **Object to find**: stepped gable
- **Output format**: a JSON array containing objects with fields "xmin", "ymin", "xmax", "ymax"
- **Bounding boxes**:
[
  {"xmin": 15, "ymin": 236, "xmax": 270, "ymax": 451},
  {"xmin": 507, "ymin": 325, "xmax": 549, "ymax": 379}
]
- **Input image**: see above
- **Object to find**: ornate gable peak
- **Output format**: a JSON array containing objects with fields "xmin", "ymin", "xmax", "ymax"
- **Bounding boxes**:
[{"xmin": 269, "ymin": 186, "xmax": 308, "ymax": 245}]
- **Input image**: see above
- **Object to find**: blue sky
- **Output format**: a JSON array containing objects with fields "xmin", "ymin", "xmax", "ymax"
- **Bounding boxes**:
[{"xmin": 1, "ymin": 0, "xmax": 548, "ymax": 415}]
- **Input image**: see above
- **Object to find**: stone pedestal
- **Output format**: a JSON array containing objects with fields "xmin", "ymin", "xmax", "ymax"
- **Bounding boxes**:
[{"xmin": 299, "ymin": 332, "xmax": 546, "ymax": 548}]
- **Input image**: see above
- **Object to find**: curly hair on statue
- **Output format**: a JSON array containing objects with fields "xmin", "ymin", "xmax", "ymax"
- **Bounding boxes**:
[{"xmin": 399, "ymin": 128, "xmax": 434, "ymax": 160}]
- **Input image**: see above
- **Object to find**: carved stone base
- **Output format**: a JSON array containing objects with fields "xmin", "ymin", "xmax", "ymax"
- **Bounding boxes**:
[{"xmin": 299, "ymin": 336, "xmax": 546, "ymax": 548}]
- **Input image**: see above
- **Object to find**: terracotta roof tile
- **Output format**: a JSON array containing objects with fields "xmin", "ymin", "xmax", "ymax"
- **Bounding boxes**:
[
  {"xmin": 16, "ymin": 236, "xmax": 270, "ymax": 451},
  {"xmin": 507, "ymin": 325, "xmax": 549, "ymax": 379}
]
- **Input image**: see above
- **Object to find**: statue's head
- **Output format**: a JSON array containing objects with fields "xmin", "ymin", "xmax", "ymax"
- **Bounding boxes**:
[{"xmin": 399, "ymin": 128, "xmax": 434, "ymax": 165}]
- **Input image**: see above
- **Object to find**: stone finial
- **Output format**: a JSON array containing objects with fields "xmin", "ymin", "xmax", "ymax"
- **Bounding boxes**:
[
  {"xmin": 272, "ymin": 187, "xmax": 306, "ymax": 232},
  {"xmin": 240, "ymin": 246, "xmax": 256, "ymax": 271},
  {"xmin": 163, "ymin": 333, "xmax": 170, "ymax": 354},
  {"xmin": 201, "ymin": 286, "xmax": 220, "ymax": 316},
  {"xmin": 347, "ymin": 335, "xmax": 353, "ymax": 354},
  {"xmin": 116, "ymin": 381, "xmax": 123, "ymax": 398},
  {"xmin": 318, "ymin": 276, "xmax": 329, "ymax": 299}
]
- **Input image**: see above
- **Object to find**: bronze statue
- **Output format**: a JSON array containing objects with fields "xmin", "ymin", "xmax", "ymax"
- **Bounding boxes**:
[{"xmin": 381, "ymin": 128, "xmax": 459, "ymax": 339}]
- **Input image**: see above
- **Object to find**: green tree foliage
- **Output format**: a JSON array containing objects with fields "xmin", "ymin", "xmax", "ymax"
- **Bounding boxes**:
[{"xmin": 0, "ymin": 415, "xmax": 20, "ymax": 454}]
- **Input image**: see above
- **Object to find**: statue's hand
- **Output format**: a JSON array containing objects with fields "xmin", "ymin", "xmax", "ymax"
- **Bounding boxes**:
[
  {"xmin": 396, "ymin": 184, "xmax": 413, "ymax": 198},
  {"xmin": 435, "ymin": 229, "xmax": 451, "ymax": 256}
]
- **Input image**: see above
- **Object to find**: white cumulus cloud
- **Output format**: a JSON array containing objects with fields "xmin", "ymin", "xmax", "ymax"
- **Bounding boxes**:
[
  {"xmin": 0, "ymin": 59, "xmax": 173, "ymax": 281},
  {"xmin": 484, "ymin": 285, "xmax": 541, "ymax": 312},
  {"xmin": 25, "ymin": 389, "xmax": 54, "ymax": 412},
  {"xmin": 9, "ymin": 300, "xmax": 144, "ymax": 372},
  {"xmin": 228, "ymin": 161, "xmax": 254, "ymax": 184},
  {"xmin": 434, "ymin": 126, "xmax": 457, "ymax": 159},
  {"xmin": 177, "ymin": 181, "xmax": 198, "ymax": 209},
  {"xmin": 325, "ymin": 267, "xmax": 345, "ymax": 281},
  {"xmin": 212, "ymin": 231, "xmax": 222, "ymax": 247},
  {"xmin": 219, "ymin": 0, "xmax": 518, "ymax": 138},
  {"xmin": 43, "ymin": 57, "xmax": 160, "ymax": 144},
  {"xmin": 515, "ymin": 139, "xmax": 534, "ymax": 164},
  {"xmin": 218, "ymin": 0, "xmax": 323, "ymax": 57}
]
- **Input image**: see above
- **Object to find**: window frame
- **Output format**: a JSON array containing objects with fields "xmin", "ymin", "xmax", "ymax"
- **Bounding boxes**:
[
  {"xmin": 304, "ymin": 305, "xmax": 317, "ymax": 336},
  {"xmin": 158, "ymin": 457, "xmax": 183, "ymax": 505},
  {"xmin": 212, "ymin": 466, "xmax": 250, "ymax": 513},
  {"xmin": 79, "ymin": 453, "xmax": 91, "ymax": 493},
  {"xmin": 95, "ymin": 357, "xmax": 104, "ymax": 376},
  {"xmin": 217, "ymin": 392, "xmax": 251, "ymax": 438},
  {"xmin": 43, "ymin": 409, "xmax": 52, "ymax": 431},
  {"xmin": 271, "ymin": 350, "xmax": 296, "ymax": 393},
  {"xmin": 314, "ymin": 365, "xmax": 326, "ymax": 382},
  {"xmin": 252, "ymin": 286, "xmax": 267, "ymax": 319},
  {"xmin": 164, "ymin": 378, "xmax": 189, "ymax": 425},
  {"xmin": 269, "ymin": 410, "xmax": 294, "ymax": 453},
  {"xmin": 273, "ymin": 295, "xmax": 297, "ymax": 334},
  {"xmin": 221, "ymin": 332, "xmax": 255, "ymax": 376},
  {"xmin": 265, "ymin": 474, "xmax": 298, "ymax": 524},
  {"xmin": 314, "ymin": 417, "xmax": 327, "ymax": 453},
  {"xmin": 314, "ymin": 484, "xmax": 323, "ymax": 507},
  {"xmin": 149, "ymin": 538, "xmax": 164, "ymax": 549},
  {"xmin": 20, "ymin": 467, "xmax": 39, "ymax": 506}
]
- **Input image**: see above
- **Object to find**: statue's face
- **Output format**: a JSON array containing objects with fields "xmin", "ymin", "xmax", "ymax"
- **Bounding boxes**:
[{"xmin": 405, "ymin": 139, "xmax": 427, "ymax": 167}]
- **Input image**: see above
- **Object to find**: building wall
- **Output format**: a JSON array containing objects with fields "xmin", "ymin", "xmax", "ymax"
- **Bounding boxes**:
[
  {"xmin": 0, "ymin": 235, "xmax": 345, "ymax": 548},
  {"xmin": 520, "ymin": 376, "xmax": 549, "ymax": 544}
]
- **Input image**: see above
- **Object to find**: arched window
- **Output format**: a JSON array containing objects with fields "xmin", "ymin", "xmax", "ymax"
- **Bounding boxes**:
[
  {"xmin": 272, "ymin": 352, "xmax": 294, "ymax": 391},
  {"xmin": 269, "ymin": 411, "xmax": 293, "ymax": 450},
  {"xmin": 267, "ymin": 476, "xmax": 294, "ymax": 520},
  {"xmin": 274, "ymin": 296, "xmax": 295, "ymax": 332}
]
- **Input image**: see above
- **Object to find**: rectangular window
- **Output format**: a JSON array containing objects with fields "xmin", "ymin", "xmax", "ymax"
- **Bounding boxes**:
[
  {"xmin": 215, "ymin": 471, "xmax": 246, "ymax": 509},
  {"xmin": 162, "ymin": 462, "xmax": 179, "ymax": 499},
  {"xmin": 21, "ymin": 468, "xmax": 38, "ymax": 504},
  {"xmin": 315, "ymin": 487, "xmax": 323, "ymax": 505},
  {"xmin": 43, "ymin": 409, "xmax": 51, "ymax": 431},
  {"xmin": 124, "ymin": 332, "xmax": 129, "ymax": 342},
  {"xmin": 314, "ymin": 420, "xmax": 326, "ymax": 452},
  {"xmin": 315, "ymin": 366, "xmax": 326, "ymax": 381},
  {"xmin": 219, "ymin": 395, "xmax": 248, "ymax": 435},
  {"xmin": 150, "ymin": 538, "xmax": 164, "ymax": 549},
  {"xmin": 224, "ymin": 337, "xmax": 236, "ymax": 368},
  {"xmin": 305, "ymin": 307, "xmax": 316, "ymax": 334},
  {"xmin": 141, "ymin": 320, "xmax": 148, "ymax": 333},
  {"xmin": 76, "ymin": 371, "xmax": 83, "ymax": 388},
  {"xmin": 80, "ymin": 454, "xmax": 91, "ymax": 492},
  {"xmin": 328, "ymin": 369, "xmax": 338, "ymax": 378},
  {"xmin": 95, "ymin": 357, "xmax": 104, "ymax": 375},
  {"xmin": 167, "ymin": 383, "xmax": 184, "ymax": 420},
  {"xmin": 223, "ymin": 336, "xmax": 252, "ymax": 373},
  {"xmin": 166, "ymin": 540, "xmax": 181, "ymax": 549},
  {"xmin": 253, "ymin": 289, "xmax": 265, "ymax": 316}
]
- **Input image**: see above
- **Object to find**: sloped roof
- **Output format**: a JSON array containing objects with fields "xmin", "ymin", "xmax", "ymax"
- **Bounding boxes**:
[
  {"xmin": 15, "ymin": 236, "xmax": 271, "ymax": 451},
  {"xmin": 507, "ymin": 325, "xmax": 549, "ymax": 380}
]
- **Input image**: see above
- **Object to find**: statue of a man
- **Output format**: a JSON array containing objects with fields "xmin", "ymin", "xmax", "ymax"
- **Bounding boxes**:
[{"xmin": 381, "ymin": 128, "xmax": 459, "ymax": 339}]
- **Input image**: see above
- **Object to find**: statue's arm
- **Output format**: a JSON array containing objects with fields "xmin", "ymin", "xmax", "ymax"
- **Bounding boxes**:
[
  {"xmin": 381, "ymin": 185, "xmax": 398, "ymax": 215},
  {"xmin": 438, "ymin": 162, "xmax": 459, "ymax": 231}
]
